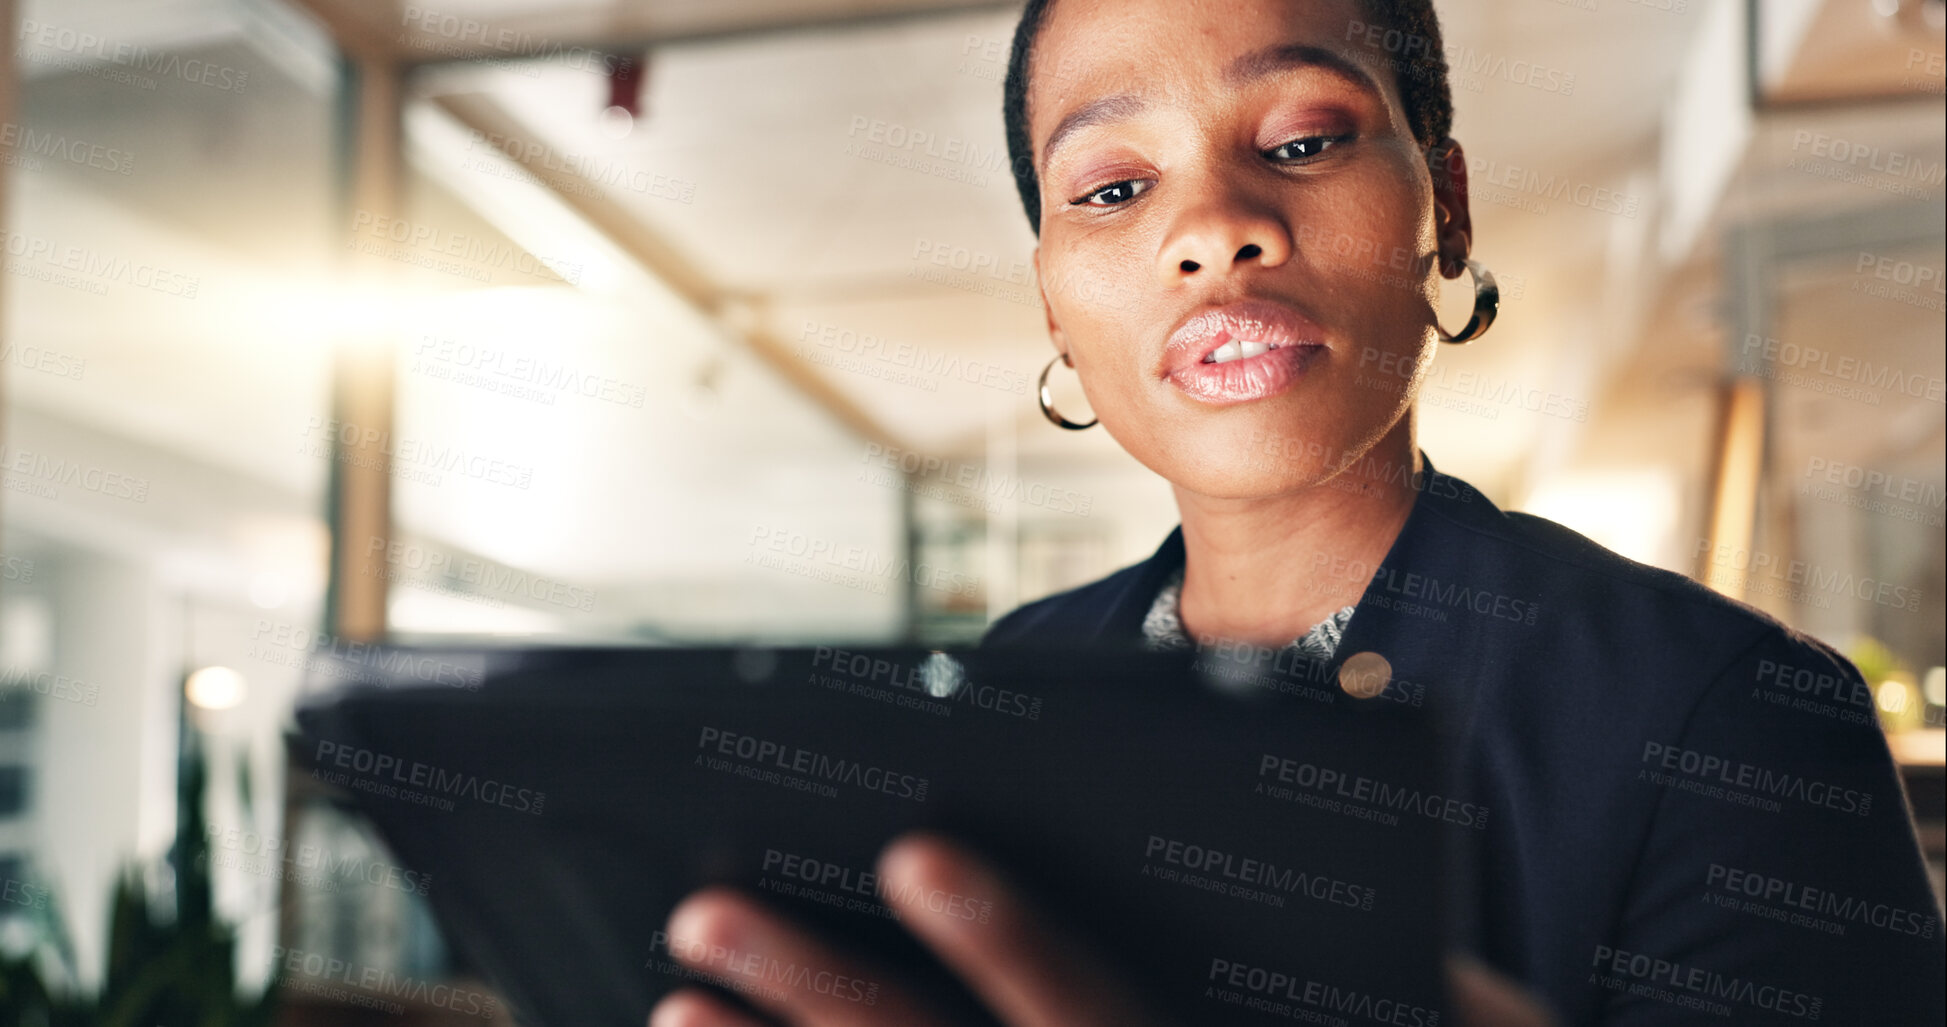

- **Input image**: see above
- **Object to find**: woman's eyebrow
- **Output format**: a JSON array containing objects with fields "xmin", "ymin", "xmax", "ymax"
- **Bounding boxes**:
[
  {"xmin": 1225, "ymin": 42, "xmax": 1383, "ymax": 99},
  {"xmin": 1040, "ymin": 92, "xmax": 1149, "ymax": 177},
  {"xmin": 1037, "ymin": 43, "xmax": 1382, "ymax": 178}
]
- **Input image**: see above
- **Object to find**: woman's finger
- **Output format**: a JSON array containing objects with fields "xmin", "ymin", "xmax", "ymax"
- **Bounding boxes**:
[
  {"xmin": 877, "ymin": 833, "xmax": 1165, "ymax": 1027},
  {"xmin": 661, "ymin": 886, "xmax": 943, "ymax": 1027},
  {"xmin": 1446, "ymin": 956, "xmax": 1557, "ymax": 1027},
  {"xmin": 648, "ymin": 987, "xmax": 775, "ymax": 1027}
]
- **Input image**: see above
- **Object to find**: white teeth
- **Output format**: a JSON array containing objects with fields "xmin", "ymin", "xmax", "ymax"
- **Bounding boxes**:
[{"xmin": 1203, "ymin": 339, "xmax": 1276, "ymax": 364}]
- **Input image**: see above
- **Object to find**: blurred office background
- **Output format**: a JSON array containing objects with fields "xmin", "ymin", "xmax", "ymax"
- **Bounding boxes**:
[{"xmin": 0, "ymin": 0, "xmax": 1940, "ymax": 1020}]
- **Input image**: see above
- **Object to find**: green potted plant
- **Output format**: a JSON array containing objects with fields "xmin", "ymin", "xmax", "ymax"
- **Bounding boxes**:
[{"xmin": 0, "ymin": 746, "xmax": 280, "ymax": 1026}]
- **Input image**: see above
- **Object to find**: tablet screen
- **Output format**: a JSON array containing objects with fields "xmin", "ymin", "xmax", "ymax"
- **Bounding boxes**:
[{"xmin": 296, "ymin": 645, "xmax": 1455, "ymax": 1026}]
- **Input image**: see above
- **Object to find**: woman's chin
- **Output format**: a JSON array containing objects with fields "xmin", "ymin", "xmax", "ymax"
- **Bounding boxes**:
[
  {"xmin": 1152, "ymin": 459, "xmax": 1340, "ymax": 502},
  {"xmin": 1101, "ymin": 390, "xmax": 1406, "ymax": 501}
]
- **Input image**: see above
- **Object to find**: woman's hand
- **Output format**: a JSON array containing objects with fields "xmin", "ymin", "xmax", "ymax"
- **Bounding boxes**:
[
  {"xmin": 648, "ymin": 831, "xmax": 1163, "ymax": 1027},
  {"xmin": 647, "ymin": 832, "xmax": 1553, "ymax": 1027}
]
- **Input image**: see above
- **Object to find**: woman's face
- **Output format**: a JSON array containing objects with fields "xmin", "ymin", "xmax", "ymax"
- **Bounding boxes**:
[{"xmin": 1028, "ymin": 0, "xmax": 1468, "ymax": 499}]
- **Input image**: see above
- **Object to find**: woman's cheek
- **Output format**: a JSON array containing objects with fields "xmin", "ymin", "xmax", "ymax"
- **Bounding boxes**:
[{"xmin": 1074, "ymin": 348, "xmax": 1144, "ymax": 433}]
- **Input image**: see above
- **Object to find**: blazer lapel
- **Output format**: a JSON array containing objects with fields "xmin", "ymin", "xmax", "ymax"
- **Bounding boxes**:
[
  {"xmin": 1080, "ymin": 454, "xmax": 1520, "ymax": 730},
  {"xmin": 1091, "ymin": 526, "xmax": 1186, "ymax": 644}
]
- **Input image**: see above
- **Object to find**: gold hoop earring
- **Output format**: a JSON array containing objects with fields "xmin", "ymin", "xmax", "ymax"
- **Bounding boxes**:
[
  {"xmin": 1436, "ymin": 258, "xmax": 1499, "ymax": 344},
  {"xmin": 1038, "ymin": 353, "xmax": 1097, "ymax": 430}
]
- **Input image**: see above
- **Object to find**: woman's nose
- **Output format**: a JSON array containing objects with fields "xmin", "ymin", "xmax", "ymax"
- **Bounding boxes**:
[{"xmin": 1157, "ymin": 181, "xmax": 1292, "ymax": 285}]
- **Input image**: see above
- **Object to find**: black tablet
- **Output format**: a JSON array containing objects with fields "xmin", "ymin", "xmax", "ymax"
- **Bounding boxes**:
[{"xmin": 293, "ymin": 645, "xmax": 1457, "ymax": 1026}]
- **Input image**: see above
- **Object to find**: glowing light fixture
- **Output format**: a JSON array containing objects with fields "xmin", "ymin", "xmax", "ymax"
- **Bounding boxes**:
[{"xmin": 185, "ymin": 666, "xmax": 248, "ymax": 711}]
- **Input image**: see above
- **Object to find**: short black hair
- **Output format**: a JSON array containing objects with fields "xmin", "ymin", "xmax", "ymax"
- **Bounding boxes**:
[{"xmin": 1002, "ymin": 0, "xmax": 1454, "ymax": 233}]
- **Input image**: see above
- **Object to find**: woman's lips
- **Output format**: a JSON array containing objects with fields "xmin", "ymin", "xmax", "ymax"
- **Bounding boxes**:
[{"xmin": 1159, "ymin": 299, "xmax": 1328, "ymax": 405}]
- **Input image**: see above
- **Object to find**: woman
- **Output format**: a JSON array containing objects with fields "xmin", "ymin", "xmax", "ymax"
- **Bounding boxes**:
[{"xmin": 651, "ymin": 0, "xmax": 1944, "ymax": 1023}]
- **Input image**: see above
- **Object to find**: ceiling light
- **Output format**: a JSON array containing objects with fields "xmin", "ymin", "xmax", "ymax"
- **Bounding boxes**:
[{"xmin": 185, "ymin": 666, "xmax": 247, "ymax": 711}]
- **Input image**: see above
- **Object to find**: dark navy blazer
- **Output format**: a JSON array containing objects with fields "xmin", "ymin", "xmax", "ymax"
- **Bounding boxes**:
[{"xmin": 984, "ymin": 459, "xmax": 1944, "ymax": 1024}]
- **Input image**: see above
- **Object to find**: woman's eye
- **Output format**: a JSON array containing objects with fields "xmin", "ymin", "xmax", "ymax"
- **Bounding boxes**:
[
  {"xmin": 1075, "ymin": 178, "xmax": 1153, "ymax": 208},
  {"xmin": 1267, "ymin": 134, "xmax": 1347, "ymax": 162}
]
